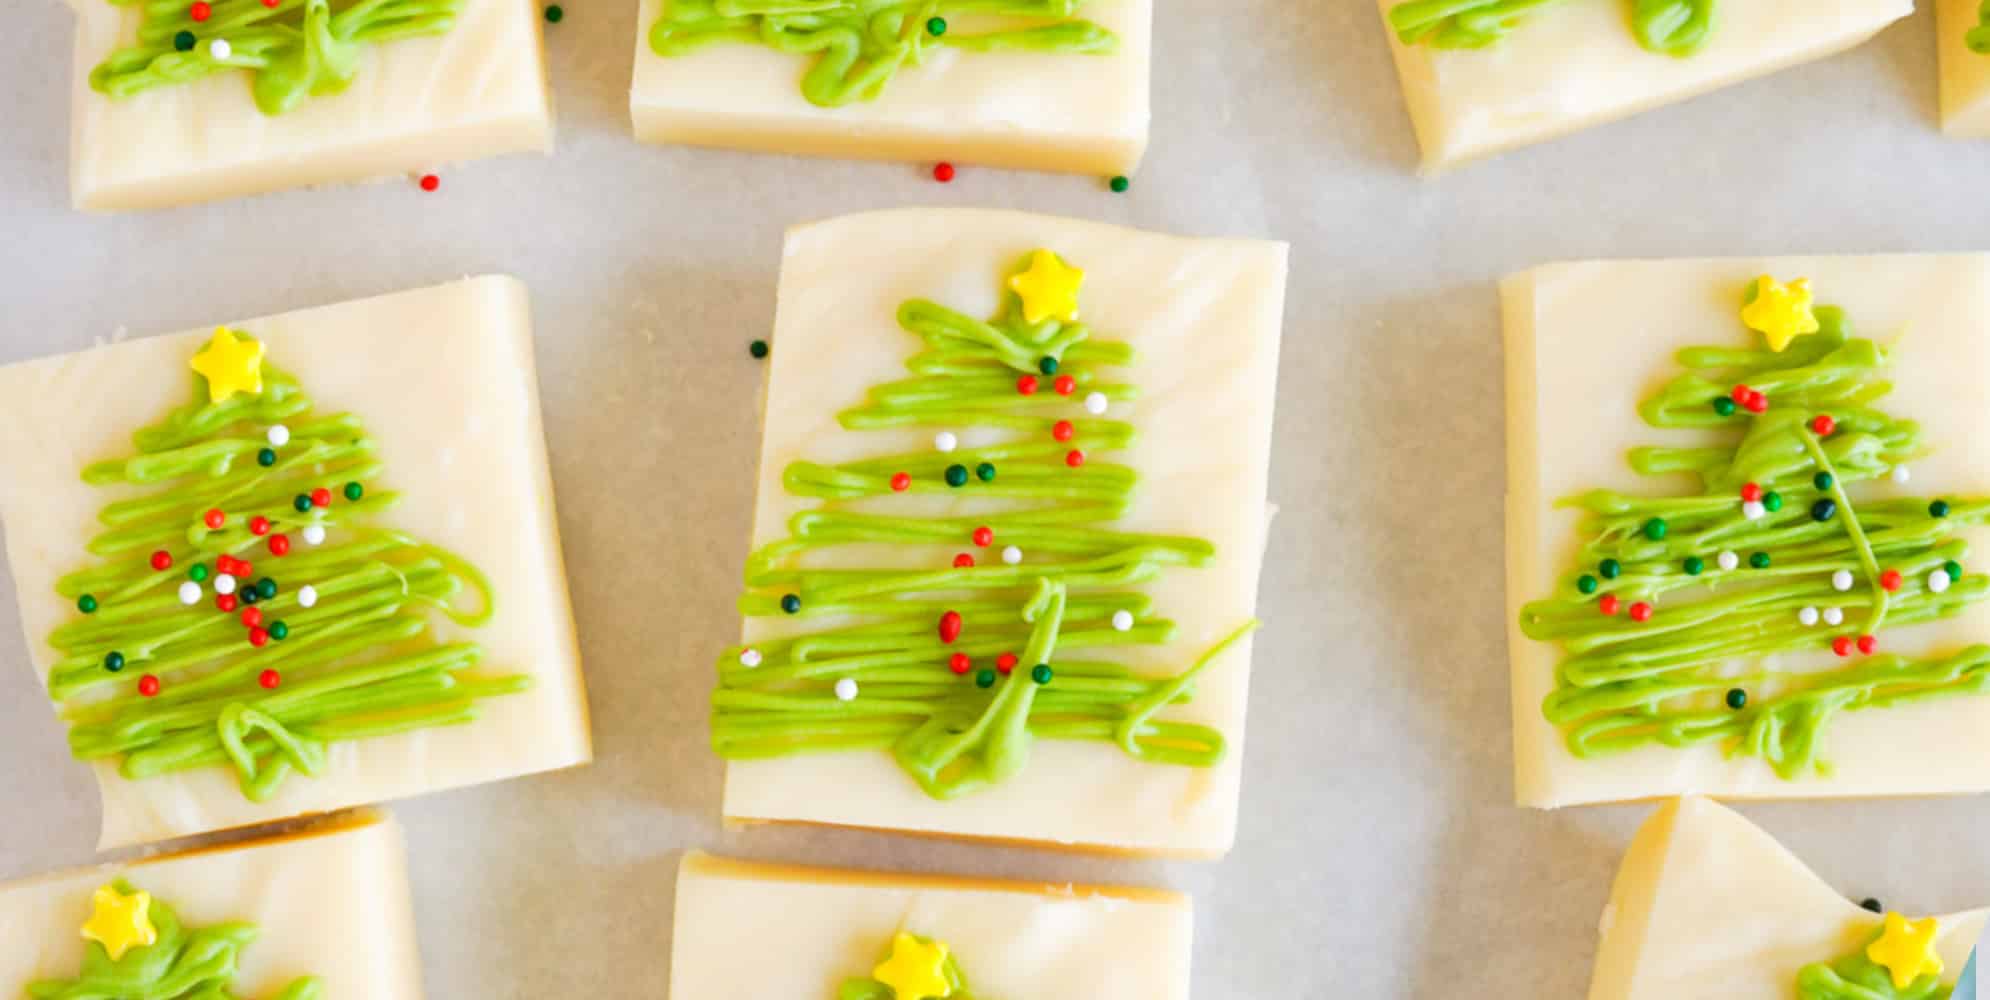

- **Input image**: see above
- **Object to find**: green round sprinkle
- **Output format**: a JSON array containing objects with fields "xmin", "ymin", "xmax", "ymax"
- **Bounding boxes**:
[
  {"xmin": 974, "ymin": 669, "xmax": 996, "ymax": 689},
  {"xmin": 1109, "ymin": 175, "xmax": 1130, "ymax": 193},
  {"xmin": 1642, "ymin": 518, "xmax": 1667, "ymax": 541},
  {"xmin": 1813, "ymin": 472, "xmax": 1834, "ymax": 491},
  {"xmin": 975, "ymin": 462, "xmax": 996, "ymax": 482},
  {"xmin": 256, "ymin": 578, "xmax": 276, "ymax": 599},
  {"xmin": 1038, "ymin": 356, "xmax": 1059, "ymax": 375},
  {"xmin": 1812, "ymin": 499, "xmax": 1837, "ymax": 522},
  {"xmin": 104, "ymin": 651, "xmax": 125, "ymax": 673},
  {"xmin": 257, "ymin": 448, "xmax": 277, "ymax": 467},
  {"xmin": 544, "ymin": 3, "xmax": 563, "ymax": 21},
  {"xmin": 926, "ymin": 15, "xmax": 945, "ymax": 35},
  {"xmin": 1861, "ymin": 898, "xmax": 1884, "ymax": 914},
  {"xmin": 780, "ymin": 594, "xmax": 801, "ymax": 614},
  {"xmin": 1763, "ymin": 491, "xmax": 1784, "ymax": 512},
  {"xmin": 241, "ymin": 587, "xmax": 260, "ymax": 606},
  {"xmin": 343, "ymin": 482, "xmax": 363, "ymax": 501},
  {"xmin": 1712, "ymin": 397, "xmax": 1737, "ymax": 416},
  {"xmin": 268, "ymin": 621, "xmax": 290, "ymax": 641},
  {"xmin": 188, "ymin": 564, "xmax": 209, "ymax": 583},
  {"xmin": 1931, "ymin": 499, "xmax": 1952, "ymax": 518},
  {"xmin": 1725, "ymin": 688, "xmax": 1747, "ymax": 709},
  {"xmin": 1750, "ymin": 551, "xmax": 1771, "ymax": 569},
  {"xmin": 1947, "ymin": 559, "xmax": 1964, "ymax": 579},
  {"xmin": 77, "ymin": 594, "xmax": 98, "ymax": 614},
  {"xmin": 1599, "ymin": 558, "xmax": 1622, "ymax": 580},
  {"xmin": 749, "ymin": 339, "xmax": 769, "ymax": 359},
  {"xmin": 294, "ymin": 494, "xmax": 313, "ymax": 512},
  {"xmin": 944, "ymin": 464, "xmax": 969, "ymax": 488},
  {"xmin": 174, "ymin": 30, "xmax": 196, "ymax": 52},
  {"xmin": 1683, "ymin": 556, "xmax": 1704, "ymax": 576},
  {"xmin": 1031, "ymin": 663, "xmax": 1053, "ymax": 684},
  {"xmin": 1576, "ymin": 574, "xmax": 1599, "ymax": 594}
]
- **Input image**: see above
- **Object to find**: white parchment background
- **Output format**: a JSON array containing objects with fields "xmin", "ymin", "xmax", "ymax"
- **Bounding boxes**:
[{"xmin": 6, "ymin": 1, "xmax": 1990, "ymax": 996}]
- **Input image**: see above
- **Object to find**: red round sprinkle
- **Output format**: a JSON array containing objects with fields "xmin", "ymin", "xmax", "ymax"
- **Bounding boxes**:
[
  {"xmin": 996, "ymin": 652, "xmax": 1018, "ymax": 674},
  {"xmin": 216, "ymin": 593, "xmax": 238, "ymax": 613},
  {"xmin": 249, "ymin": 516, "xmax": 271, "ymax": 536},
  {"xmin": 241, "ymin": 607, "xmax": 262, "ymax": 628},
  {"xmin": 1599, "ymin": 594, "xmax": 1621, "ymax": 616},
  {"xmin": 890, "ymin": 472, "xmax": 912, "ymax": 492},
  {"xmin": 949, "ymin": 652, "xmax": 972, "ymax": 675},
  {"xmin": 1017, "ymin": 375, "xmax": 1039, "ymax": 395},
  {"xmin": 1743, "ymin": 390, "xmax": 1768, "ymax": 414},
  {"xmin": 1053, "ymin": 375, "xmax": 1076, "ymax": 396},
  {"xmin": 1740, "ymin": 482, "xmax": 1763, "ymax": 503},
  {"xmin": 268, "ymin": 534, "xmax": 291, "ymax": 556},
  {"xmin": 952, "ymin": 553, "xmax": 975, "ymax": 568},
  {"xmin": 1052, "ymin": 420, "xmax": 1075, "ymax": 442},
  {"xmin": 1065, "ymin": 450, "xmax": 1085, "ymax": 468},
  {"xmin": 203, "ymin": 509, "xmax": 225, "ymax": 529},
  {"xmin": 248, "ymin": 627, "xmax": 270, "ymax": 648},
  {"xmin": 419, "ymin": 174, "xmax": 440, "ymax": 192},
  {"xmin": 259, "ymin": 669, "xmax": 281, "ymax": 689},
  {"xmin": 138, "ymin": 675, "xmax": 160, "ymax": 697},
  {"xmin": 232, "ymin": 559, "xmax": 252, "ymax": 578},
  {"xmin": 1731, "ymin": 385, "xmax": 1752, "ymax": 403},
  {"xmin": 149, "ymin": 551, "xmax": 172, "ymax": 571},
  {"xmin": 311, "ymin": 487, "xmax": 332, "ymax": 508},
  {"xmin": 1856, "ymin": 634, "xmax": 1877, "ymax": 655},
  {"xmin": 932, "ymin": 162, "xmax": 955, "ymax": 183},
  {"xmin": 1880, "ymin": 569, "xmax": 1903, "ymax": 592},
  {"xmin": 1628, "ymin": 602, "xmax": 1653, "ymax": 622},
  {"xmin": 1832, "ymin": 635, "xmax": 1853, "ymax": 657},
  {"xmin": 216, "ymin": 555, "xmax": 237, "ymax": 575},
  {"xmin": 1810, "ymin": 414, "xmax": 1836, "ymax": 436},
  {"xmin": 971, "ymin": 526, "xmax": 994, "ymax": 547},
  {"xmin": 262, "ymin": 0, "xmax": 279, "ymax": 7},
  {"xmin": 190, "ymin": 1, "xmax": 211, "ymax": 20},
  {"xmin": 938, "ymin": 610, "xmax": 963, "ymax": 644}
]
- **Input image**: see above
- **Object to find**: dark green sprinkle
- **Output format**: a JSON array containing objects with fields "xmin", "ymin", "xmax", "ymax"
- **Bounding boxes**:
[
  {"xmin": 974, "ymin": 669, "xmax": 996, "ymax": 689},
  {"xmin": 104, "ymin": 651, "xmax": 125, "ymax": 673},
  {"xmin": 1643, "ymin": 518, "xmax": 1667, "ymax": 541},
  {"xmin": 1683, "ymin": 556, "xmax": 1704, "ymax": 576},
  {"xmin": 926, "ymin": 15, "xmax": 945, "ymax": 35},
  {"xmin": 1599, "ymin": 559, "xmax": 1622, "ymax": 580},
  {"xmin": 189, "ymin": 564, "xmax": 209, "ymax": 583},
  {"xmin": 174, "ymin": 30, "xmax": 196, "ymax": 51},
  {"xmin": 749, "ymin": 339, "xmax": 769, "ymax": 359},
  {"xmin": 1109, "ymin": 175, "xmax": 1130, "ymax": 193},
  {"xmin": 1811, "ymin": 499, "xmax": 1837, "ymax": 522},
  {"xmin": 944, "ymin": 464, "xmax": 969, "ymax": 488},
  {"xmin": 294, "ymin": 494, "xmax": 313, "ymax": 512},
  {"xmin": 1861, "ymin": 898, "xmax": 1883, "ymax": 914},
  {"xmin": 544, "ymin": 3, "xmax": 563, "ymax": 21},
  {"xmin": 1031, "ymin": 663, "xmax": 1053, "ymax": 684},
  {"xmin": 241, "ymin": 587, "xmax": 260, "ymax": 606},
  {"xmin": 1750, "ymin": 552, "xmax": 1771, "ymax": 569},
  {"xmin": 1763, "ymin": 491, "xmax": 1784, "ymax": 513},
  {"xmin": 1725, "ymin": 688, "xmax": 1747, "ymax": 710},
  {"xmin": 1038, "ymin": 356, "xmax": 1059, "ymax": 375},
  {"xmin": 343, "ymin": 482, "xmax": 363, "ymax": 501},
  {"xmin": 257, "ymin": 448, "xmax": 277, "ymax": 467},
  {"xmin": 77, "ymin": 594, "xmax": 98, "ymax": 614},
  {"xmin": 1813, "ymin": 472, "xmax": 1834, "ymax": 491},
  {"xmin": 1576, "ymin": 574, "xmax": 1599, "ymax": 594},
  {"xmin": 1947, "ymin": 560, "xmax": 1964, "ymax": 579},
  {"xmin": 780, "ymin": 594, "xmax": 801, "ymax": 614},
  {"xmin": 269, "ymin": 621, "xmax": 290, "ymax": 641},
  {"xmin": 1931, "ymin": 499, "xmax": 1952, "ymax": 518},
  {"xmin": 1712, "ymin": 397, "xmax": 1737, "ymax": 416},
  {"xmin": 975, "ymin": 462, "xmax": 996, "ymax": 482},
  {"xmin": 256, "ymin": 578, "xmax": 277, "ymax": 599}
]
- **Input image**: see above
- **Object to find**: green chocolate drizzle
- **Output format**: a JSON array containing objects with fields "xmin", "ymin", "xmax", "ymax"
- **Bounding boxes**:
[
  {"xmin": 716, "ymin": 254, "xmax": 1255, "ymax": 800},
  {"xmin": 840, "ymin": 934, "xmax": 981, "ymax": 1000},
  {"xmin": 49, "ymin": 337, "xmax": 527, "ymax": 802},
  {"xmin": 1388, "ymin": 0, "xmax": 1714, "ymax": 55},
  {"xmin": 91, "ymin": 0, "xmax": 462, "ymax": 116},
  {"xmin": 1522, "ymin": 298, "xmax": 1990, "ymax": 780},
  {"xmin": 1796, "ymin": 927, "xmax": 1951, "ymax": 999},
  {"xmin": 648, "ymin": 1, "xmax": 1116, "ymax": 108},
  {"xmin": 1969, "ymin": 0, "xmax": 1990, "ymax": 54},
  {"xmin": 28, "ymin": 880, "xmax": 323, "ymax": 1000}
]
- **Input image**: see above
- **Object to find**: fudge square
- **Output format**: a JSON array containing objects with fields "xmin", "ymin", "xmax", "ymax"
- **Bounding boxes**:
[
  {"xmin": 670, "ymin": 852, "xmax": 1193, "ymax": 1000},
  {"xmin": 0, "ymin": 275, "xmax": 591, "ymax": 849},
  {"xmin": 720, "ymin": 207, "xmax": 1286, "ymax": 856},
  {"xmin": 1505, "ymin": 256, "xmax": 1990, "ymax": 808},
  {"xmin": 629, "ymin": 1, "xmax": 1151, "ymax": 175},
  {"xmin": 0, "ymin": 809, "xmax": 424, "ymax": 999},
  {"xmin": 66, "ymin": 0, "xmax": 553, "ymax": 212}
]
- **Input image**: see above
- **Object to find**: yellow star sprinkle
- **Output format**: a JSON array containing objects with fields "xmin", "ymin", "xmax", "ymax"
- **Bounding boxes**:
[
  {"xmin": 1740, "ymin": 275, "xmax": 1820, "ymax": 352},
  {"xmin": 79, "ymin": 884, "xmax": 157, "ymax": 962},
  {"xmin": 872, "ymin": 932, "xmax": 953, "ymax": 1000},
  {"xmin": 1866, "ymin": 911, "xmax": 1943, "ymax": 989},
  {"xmin": 189, "ymin": 327, "xmax": 265, "ymax": 403},
  {"xmin": 1007, "ymin": 249, "xmax": 1084, "ymax": 326}
]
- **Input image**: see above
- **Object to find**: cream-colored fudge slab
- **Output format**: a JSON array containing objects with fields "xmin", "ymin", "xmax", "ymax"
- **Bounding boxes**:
[
  {"xmin": 1505, "ymin": 256, "xmax": 1990, "ymax": 808},
  {"xmin": 67, "ymin": 0, "xmax": 553, "ymax": 212},
  {"xmin": 1937, "ymin": 0, "xmax": 1990, "ymax": 135},
  {"xmin": 628, "ymin": 1, "xmax": 1148, "ymax": 175},
  {"xmin": 0, "ymin": 810, "xmax": 422, "ymax": 998},
  {"xmin": 1379, "ymin": 0, "xmax": 1909, "ymax": 170},
  {"xmin": 727, "ymin": 208, "xmax": 1287, "ymax": 856},
  {"xmin": 1590, "ymin": 797, "xmax": 1985, "ymax": 999},
  {"xmin": 669, "ymin": 852, "xmax": 1191, "ymax": 1000},
  {"xmin": 0, "ymin": 275, "xmax": 591, "ymax": 848}
]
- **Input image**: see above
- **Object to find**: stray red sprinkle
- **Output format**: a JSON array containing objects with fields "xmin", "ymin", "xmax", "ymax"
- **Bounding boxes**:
[
  {"xmin": 419, "ymin": 174, "xmax": 440, "ymax": 192},
  {"xmin": 932, "ymin": 162, "xmax": 956, "ymax": 183}
]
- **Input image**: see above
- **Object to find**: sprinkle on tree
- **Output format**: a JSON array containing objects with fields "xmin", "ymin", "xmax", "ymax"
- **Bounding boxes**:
[{"xmin": 1523, "ymin": 276, "xmax": 1990, "ymax": 778}]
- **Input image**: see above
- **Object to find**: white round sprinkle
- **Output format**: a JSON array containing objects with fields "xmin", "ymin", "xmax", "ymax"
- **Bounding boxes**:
[
  {"xmin": 738, "ymin": 648, "xmax": 763, "ymax": 668},
  {"xmin": 834, "ymin": 678, "xmax": 858, "ymax": 702},
  {"xmin": 302, "ymin": 524, "xmax": 326, "ymax": 546},
  {"xmin": 1001, "ymin": 545, "xmax": 1022, "ymax": 565},
  {"xmin": 210, "ymin": 39, "xmax": 231, "ymax": 59},
  {"xmin": 1931, "ymin": 569, "xmax": 1954, "ymax": 594},
  {"xmin": 1741, "ymin": 501, "xmax": 1766, "ymax": 521},
  {"xmin": 933, "ymin": 431, "xmax": 958, "ymax": 453},
  {"xmin": 1717, "ymin": 551, "xmax": 1740, "ymax": 572},
  {"xmin": 1798, "ymin": 606, "xmax": 1819, "ymax": 627},
  {"xmin": 297, "ymin": 585, "xmax": 319, "ymax": 609},
  {"xmin": 266, "ymin": 424, "xmax": 291, "ymax": 447},
  {"xmin": 213, "ymin": 573, "xmax": 237, "ymax": 596},
  {"xmin": 178, "ymin": 581, "xmax": 202, "ymax": 606},
  {"xmin": 1823, "ymin": 607, "xmax": 1845, "ymax": 626},
  {"xmin": 1832, "ymin": 569, "xmax": 1855, "ymax": 592},
  {"xmin": 1111, "ymin": 610, "xmax": 1134, "ymax": 632},
  {"xmin": 1892, "ymin": 466, "xmax": 1912, "ymax": 485},
  {"xmin": 1084, "ymin": 391, "xmax": 1108, "ymax": 415}
]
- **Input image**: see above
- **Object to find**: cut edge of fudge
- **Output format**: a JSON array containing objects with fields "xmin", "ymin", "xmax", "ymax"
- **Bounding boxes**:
[{"xmin": 678, "ymin": 850, "xmax": 1191, "ymax": 906}]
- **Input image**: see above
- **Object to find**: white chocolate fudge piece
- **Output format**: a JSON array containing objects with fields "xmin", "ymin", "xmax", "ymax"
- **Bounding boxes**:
[
  {"xmin": 1937, "ymin": 0, "xmax": 1990, "ymax": 136},
  {"xmin": 628, "ymin": 1, "xmax": 1149, "ymax": 175},
  {"xmin": 670, "ymin": 852, "xmax": 1191, "ymax": 1000},
  {"xmin": 1380, "ymin": 0, "xmax": 1909, "ymax": 170},
  {"xmin": 1591, "ymin": 797, "xmax": 1986, "ymax": 999},
  {"xmin": 66, "ymin": 0, "xmax": 553, "ymax": 212},
  {"xmin": 0, "ymin": 275, "xmax": 591, "ymax": 848},
  {"xmin": 1505, "ymin": 256, "xmax": 1990, "ymax": 807},
  {"xmin": 726, "ymin": 208, "xmax": 1286, "ymax": 856},
  {"xmin": 0, "ymin": 809, "xmax": 423, "ymax": 998}
]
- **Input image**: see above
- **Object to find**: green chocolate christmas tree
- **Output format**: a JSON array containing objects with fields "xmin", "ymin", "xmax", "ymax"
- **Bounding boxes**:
[
  {"xmin": 1388, "ymin": 0, "xmax": 1716, "ymax": 56},
  {"xmin": 1523, "ymin": 276, "xmax": 1990, "ymax": 779},
  {"xmin": 649, "ymin": 0, "xmax": 1116, "ymax": 108},
  {"xmin": 1796, "ymin": 911, "xmax": 1952, "ymax": 999},
  {"xmin": 49, "ymin": 328, "xmax": 527, "ymax": 803},
  {"xmin": 840, "ymin": 931, "xmax": 982, "ymax": 1000},
  {"xmin": 30, "ymin": 880, "xmax": 322, "ymax": 1000},
  {"xmin": 715, "ymin": 249, "xmax": 1255, "ymax": 800}
]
